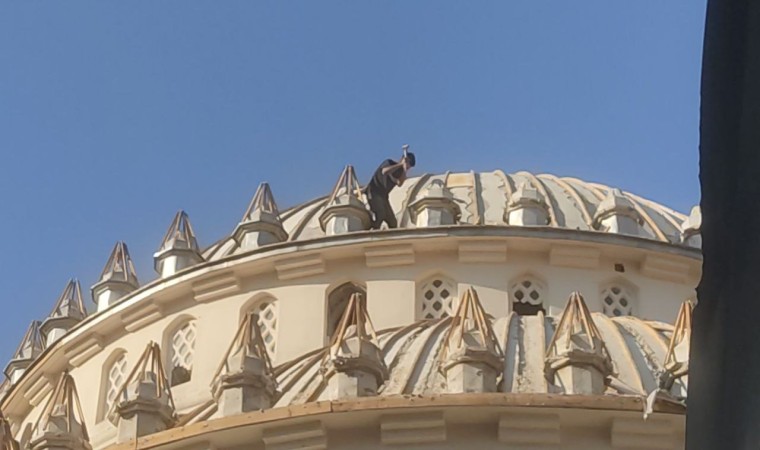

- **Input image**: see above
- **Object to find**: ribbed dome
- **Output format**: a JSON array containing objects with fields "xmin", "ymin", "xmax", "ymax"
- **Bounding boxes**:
[
  {"xmin": 203, "ymin": 170, "xmax": 691, "ymax": 261},
  {"xmin": 270, "ymin": 313, "xmax": 685, "ymax": 407}
]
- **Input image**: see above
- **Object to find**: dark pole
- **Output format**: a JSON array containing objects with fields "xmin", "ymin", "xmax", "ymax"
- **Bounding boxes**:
[{"xmin": 688, "ymin": 1, "xmax": 760, "ymax": 448}]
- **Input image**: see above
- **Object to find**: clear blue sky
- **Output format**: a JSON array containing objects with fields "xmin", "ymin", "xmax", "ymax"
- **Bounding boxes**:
[{"xmin": 0, "ymin": 2, "xmax": 705, "ymax": 364}]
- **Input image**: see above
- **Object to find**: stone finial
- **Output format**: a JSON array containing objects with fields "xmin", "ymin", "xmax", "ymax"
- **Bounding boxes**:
[
  {"xmin": 40, "ymin": 279, "xmax": 87, "ymax": 347},
  {"xmin": 593, "ymin": 188, "xmax": 641, "ymax": 235},
  {"xmin": 4, "ymin": 321, "xmax": 45, "ymax": 384},
  {"xmin": 154, "ymin": 211, "xmax": 203, "ymax": 278},
  {"xmin": 660, "ymin": 300, "xmax": 693, "ymax": 393},
  {"xmin": 319, "ymin": 166, "xmax": 370, "ymax": 235},
  {"xmin": 505, "ymin": 182, "xmax": 550, "ymax": 226},
  {"xmin": 439, "ymin": 287, "xmax": 503, "ymax": 393},
  {"xmin": 545, "ymin": 292, "xmax": 613, "ymax": 394},
  {"xmin": 29, "ymin": 372, "xmax": 91, "ymax": 450},
  {"xmin": 212, "ymin": 312, "xmax": 277, "ymax": 417},
  {"xmin": 322, "ymin": 292, "xmax": 388, "ymax": 399},
  {"xmin": 233, "ymin": 183, "xmax": 288, "ymax": 251},
  {"xmin": 408, "ymin": 180, "xmax": 461, "ymax": 227},
  {"xmin": 110, "ymin": 342, "xmax": 176, "ymax": 444},
  {"xmin": 0, "ymin": 413, "xmax": 19, "ymax": 450},
  {"xmin": 91, "ymin": 242, "xmax": 139, "ymax": 312},
  {"xmin": 680, "ymin": 206, "xmax": 702, "ymax": 248}
]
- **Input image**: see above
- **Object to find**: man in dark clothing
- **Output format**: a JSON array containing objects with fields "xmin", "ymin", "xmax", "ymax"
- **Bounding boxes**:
[{"xmin": 365, "ymin": 145, "xmax": 416, "ymax": 229}]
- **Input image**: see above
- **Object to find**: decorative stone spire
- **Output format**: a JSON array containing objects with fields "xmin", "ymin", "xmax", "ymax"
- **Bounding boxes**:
[
  {"xmin": 408, "ymin": 180, "xmax": 461, "ymax": 227},
  {"xmin": 680, "ymin": 206, "xmax": 702, "ymax": 248},
  {"xmin": 153, "ymin": 211, "xmax": 203, "ymax": 278},
  {"xmin": 4, "ymin": 321, "xmax": 45, "ymax": 384},
  {"xmin": 322, "ymin": 292, "xmax": 388, "ymax": 398},
  {"xmin": 545, "ymin": 292, "xmax": 613, "ymax": 394},
  {"xmin": 29, "ymin": 372, "xmax": 91, "ymax": 450},
  {"xmin": 505, "ymin": 182, "xmax": 550, "ymax": 226},
  {"xmin": 439, "ymin": 287, "xmax": 503, "ymax": 393},
  {"xmin": 40, "ymin": 279, "xmax": 87, "ymax": 347},
  {"xmin": 319, "ymin": 165, "xmax": 370, "ymax": 235},
  {"xmin": 110, "ymin": 342, "xmax": 176, "ymax": 444},
  {"xmin": 593, "ymin": 188, "xmax": 641, "ymax": 235},
  {"xmin": 212, "ymin": 312, "xmax": 277, "ymax": 416},
  {"xmin": 233, "ymin": 183, "xmax": 288, "ymax": 251},
  {"xmin": 0, "ymin": 413, "xmax": 19, "ymax": 450},
  {"xmin": 660, "ymin": 300, "xmax": 693, "ymax": 394},
  {"xmin": 91, "ymin": 242, "xmax": 139, "ymax": 312}
]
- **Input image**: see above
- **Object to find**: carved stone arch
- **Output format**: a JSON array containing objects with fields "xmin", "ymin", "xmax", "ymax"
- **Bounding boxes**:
[
  {"xmin": 509, "ymin": 272, "xmax": 547, "ymax": 316},
  {"xmin": 98, "ymin": 348, "xmax": 128, "ymax": 422},
  {"xmin": 599, "ymin": 278, "xmax": 638, "ymax": 317},
  {"xmin": 326, "ymin": 281, "xmax": 366, "ymax": 342},
  {"xmin": 240, "ymin": 292, "xmax": 279, "ymax": 359},
  {"xmin": 416, "ymin": 272, "xmax": 457, "ymax": 320},
  {"xmin": 162, "ymin": 314, "xmax": 198, "ymax": 387}
]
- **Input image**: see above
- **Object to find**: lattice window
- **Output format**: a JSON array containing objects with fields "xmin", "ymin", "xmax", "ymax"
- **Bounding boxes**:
[
  {"xmin": 327, "ymin": 283, "xmax": 366, "ymax": 341},
  {"xmin": 251, "ymin": 300, "xmax": 278, "ymax": 358},
  {"xmin": 510, "ymin": 277, "xmax": 545, "ymax": 315},
  {"xmin": 419, "ymin": 277, "xmax": 456, "ymax": 319},
  {"xmin": 103, "ymin": 353, "xmax": 127, "ymax": 419},
  {"xmin": 602, "ymin": 285, "xmax": 635, "ymax": 317},
  {"xmin": 170, "ymin": 321, "xmax": 197, "ymax": 386}
]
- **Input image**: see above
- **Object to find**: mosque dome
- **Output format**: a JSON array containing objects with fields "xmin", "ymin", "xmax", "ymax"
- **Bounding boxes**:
[{"xmin": 0, "ymin": 169, "xmax": 700, "ymax": 450}]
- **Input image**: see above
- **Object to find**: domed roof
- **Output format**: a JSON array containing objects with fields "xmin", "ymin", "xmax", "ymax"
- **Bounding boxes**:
[{"xmin": 203, "ymin": 170, "xmax": 690, "ymax": 261}]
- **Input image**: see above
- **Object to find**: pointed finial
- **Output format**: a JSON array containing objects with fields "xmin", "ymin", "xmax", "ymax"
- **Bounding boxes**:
[
  {"xmin": 409, "ymin": 179, "xmax": 461, "ymax": 227},
  {"xmin": 40, "ymin": 279, "xmax": 87, "ymax": 346},
  {"xmin": 322, "ymin": 292, "xmax": 388, "ymax": 398},
  {"xmin": 441, "ymin": 287, "xmax": 502, "ymax": 360},
  {"xmin": 91, "ymin": 242, "xmax": 139, "ymax": 312},
  {"xmin": 680, "ymin": 206, "xmax": 702, "ymax": 247},
  {"xmin": 319, "ymin": 166, "xmax": 370, "ymax": 234},
  {"xmin": 154, "ymin": 211, "xmax": 203, "ymax": 277},
  {"xmin": 545, "ymin": 292, "xmax": 612, "ymax": 394},
  {"xmin": 4, "ymin": 321, "xmax": 45, "ymax": 383},
  {"xmin": 30, "ymin": 371, "xmax": 90, "ymax": 450},
  {"xmin": 665, "ymin": 300, "xmax": 693, "ymax": 375},
  {"xmin": 234, "ymin": 183, "xmax": 288, "ymax": 250},
  {"xmin": 212, "ymin": 312, "xmax": 277, "ymax": 415}
]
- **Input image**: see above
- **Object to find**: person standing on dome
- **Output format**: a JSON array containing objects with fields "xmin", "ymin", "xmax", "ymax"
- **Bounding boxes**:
[{"xmin": 365, "ymin": 145, "xmax": 416, "ymax": 229}]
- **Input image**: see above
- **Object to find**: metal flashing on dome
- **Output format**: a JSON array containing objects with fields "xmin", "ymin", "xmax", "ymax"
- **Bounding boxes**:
[
  {"xmin": 31, "ymin": 371, "xmax": 90, "ymax": 449},
  {"xmin": 95, "ymin": 241, "xmax": 139, "ymax": 288}
]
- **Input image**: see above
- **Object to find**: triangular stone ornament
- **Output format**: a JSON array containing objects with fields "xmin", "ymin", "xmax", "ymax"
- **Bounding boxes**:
[
  {"xmin": 319, "ymin": 165, "xmax": 370, "ymax": 235},
  {"xmin": 505, "ymin": 181, "xmax": 550, "ymax": 226},
  {"xmin": 212, "ymin": 312, "xmax": 277, "ymax": 416},
  {"xmin": 545, "ymin": 292, "xmax": 613, "ymax": 394},
  {"xmin": 233, "ymin": 183, "xmax": 288, "ymax": 250},
  {"xmin": 593, "ymin": 188, "xmax": 641, "ymax": 235},
  {"xmin": 4, "ymin": 321, "xmax": 45, "ymax": 384},
  {"xmin": 322, "ymin": 292, "xmax": 388, "ymax": 398},
  {"xmin": 440, "ymin": 287, "xmax": 503, "ymax": 393},
  {"xmin": 408, "ymin": 179, "xmax": 461, "ymax": 227},
  {"xmin": 660, "ymin": 300, "xmax": 693, "ymax": 391},
  {"xmin": 40, "ymin": 279, "xmax": 87, "ymax": 346},
  {"xmin": 0, "ymin": 413, "xmax": 19, "ymax": 450},
  {"xmin": 110, "ymin": 342, "xmax": 176, "ymax": 443},
  {"xmin": 30, "ymin": 371, "xmax": 91, "ymax": 450},
  {"xmin": 154, "ymin": 211, "xmax": 204, "ymax": 277},
  {"xmin": 91, "ymin": 242, "xmax": 139, "ymax": 312},
  {"xmin": 680, "ymin": 206, "xmax": 702, "ymax": 248}
]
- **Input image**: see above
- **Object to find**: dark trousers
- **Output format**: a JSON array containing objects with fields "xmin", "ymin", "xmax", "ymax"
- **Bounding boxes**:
[{"xmin": 366, "ymin": 189, "xmax": 398, "ymax": 229}]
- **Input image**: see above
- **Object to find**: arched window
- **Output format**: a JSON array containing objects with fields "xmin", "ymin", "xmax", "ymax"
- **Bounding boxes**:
[
  {"xmin": 248, "ymin": 298, "xmax": 278, "ymax": 358},
  {"xmin": 418, "ymin": 275, "xmax": 457, "ymax": 320},
  {"xmin": 327, "ymin": 282, "xmax": 366, "ymax": 341},
  {"xmin": 100, "ymin": 352, "xmax": 127, "ymax": 421},
  {"xmin": 168, "ymin": 320, "xmax": 197, "ymax": 387},
  {"xmin": 601, "ymin": 283, "xmax": 636, "ymax": 317},
  {"xmin": 510, "ymin": 275, "xmax": 545, "ymax": 315}
]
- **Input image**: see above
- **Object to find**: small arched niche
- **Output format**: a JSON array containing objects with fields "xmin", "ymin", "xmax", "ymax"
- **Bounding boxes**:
[{"xmin": 326, "ymin": 282, "xmax": 366, "ymax": 341}]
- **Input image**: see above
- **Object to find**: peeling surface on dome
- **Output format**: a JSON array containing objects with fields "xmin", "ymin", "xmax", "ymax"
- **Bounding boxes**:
[{"xmin": 203, "ymin": 171, "xmax": 689, "ymax": 260}]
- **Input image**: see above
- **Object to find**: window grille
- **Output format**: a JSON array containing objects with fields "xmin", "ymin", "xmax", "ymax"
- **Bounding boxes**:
[
  {"xmin": 602, "ymin": 285, "xmax": 634, "ymax": 317},
  {"xmin": 103, "ymin": 353, "xmax": 127, "ymax": 419},
  {"xmin": 419, "ymin": 277, "xmax": 457, "ymax": 319},
  {"xmin": 510, "ymin": 277, "xmax": 545, "ymax": 315},
  {"xmin": 251, "ymin": 300, "xmax": 278, "ymax": 358},
  {"xmin": 170, "ymin": 321, "xmax": 197, "ymax": 386}
]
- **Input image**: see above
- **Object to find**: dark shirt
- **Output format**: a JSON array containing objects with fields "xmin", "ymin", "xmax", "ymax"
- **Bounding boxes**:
[{"xmin": 367, "ymin": 159, "xmax": 403, "ymax": 197}]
